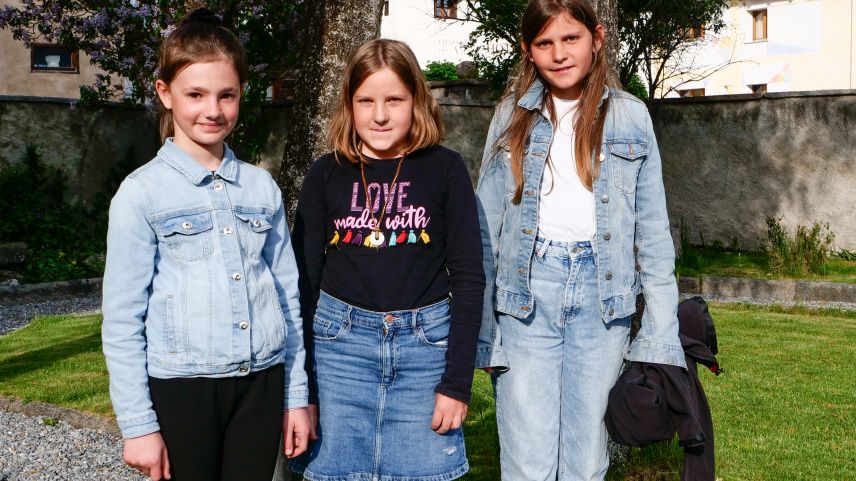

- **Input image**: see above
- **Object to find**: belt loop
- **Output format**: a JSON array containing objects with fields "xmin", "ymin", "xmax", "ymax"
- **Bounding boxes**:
[
  {"xmin": 536, "ymin": 237, "xmax": 550, "ymax": 259},
  {"xmin": 411, "ymin": 308, "xmax": 419, "ymax": 329}
]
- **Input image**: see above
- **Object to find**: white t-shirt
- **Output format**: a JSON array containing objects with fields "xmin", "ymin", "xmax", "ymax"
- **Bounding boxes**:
[{"xmin": 537, "ymin": 96, "xmax": 596, "ymax": 241}]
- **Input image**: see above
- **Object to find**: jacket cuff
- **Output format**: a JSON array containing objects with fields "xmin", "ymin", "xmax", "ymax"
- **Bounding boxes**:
[
  {"xmin": 117, "ymin": 411, "xmax": 160, "ymax": 440},
  {"xmin": 475, "ymin": 345, "xmax": 509, "ymax": 371},
  {"xmin": 284, "ymin": 388, "xmax": 309, "ymax": 410},
  {"xmin": 625, "ymin": 339, "xmax": 687, "ymax": 368}
]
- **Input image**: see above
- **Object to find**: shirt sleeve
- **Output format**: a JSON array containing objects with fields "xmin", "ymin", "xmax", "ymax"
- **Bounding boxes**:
[
  {"xmin": 433, "ymin": 153, "xmax": 486, "ymax": 404},
  {"xmin": 291, "ymin": 157, "xmax": 329, "ymax": 404}
]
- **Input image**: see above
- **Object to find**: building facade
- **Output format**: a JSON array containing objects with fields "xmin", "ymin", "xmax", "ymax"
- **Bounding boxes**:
[
  {"xmin": 0, "ymin": 0, "xmax": 104, "ymax": 99},
  {"xmin": 664, "ymin": 0, "xmax": 856, "ymax": 97}
]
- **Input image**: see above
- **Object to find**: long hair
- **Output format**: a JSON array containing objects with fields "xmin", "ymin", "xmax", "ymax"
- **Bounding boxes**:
[
  {"xmin": 156, "ymin": 8, "xmax": 248, "ymax": 142},
  {"xmin": 328, "ymin": 39, "xmax": 444, "ymax": 163},
  {"xmin": 501, "ymin": 0, "xmax": 615, "ymax": 203}
]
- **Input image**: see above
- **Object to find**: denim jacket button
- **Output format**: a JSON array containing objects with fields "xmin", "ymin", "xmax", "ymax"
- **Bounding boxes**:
[
  {"xmin": 223, "ymin": 226, "xmax": 233, "ymax": 235},
  {"xmin": 521, "ymin": 306, "xmax": 531, "ymax": 312},
  {"xmin": 239, "ymin": 365, "xmax": 249, "ymax": 373},
  {"xmin": 518, "ymin": 268, "xmax": 526, "ymax": 274},
  {"xmin": 605, "ymin": 271, "xmax": 613, "ymax": 280},
  {"xmin": 603, "ymin": 232, "xmax": 611, "ymax": 241},
  {"xmin": 522, "ymin": 228, "xmax": 533, "ymax": 235},
  {"xmin": 599, "ymin": 153, "xmax": 606, "ymax": 162},
  {"xmin": 232, "ymin": 273, "xmax": 242, "ymax": 281},
  {"xmin": 601, "ymin": 195, "xmax": 609, "ymax": 203},
  {"xmin": 181, "ymin": 221, "xmax": 192, "ymax": 230},
  {"xmin": 239, "ymin": 321, "xmax": 249, "ymax": 330},
  {"xmin": 214, "ymin": 182, "xmax": 224, "ymax": 192},
  {"xmin": 608, "ymin": 308, "xmax": 615, "ymax": 316},
  {"xmin": 525, "ymin": 190, "xmax": 535, "ymax": 196}
]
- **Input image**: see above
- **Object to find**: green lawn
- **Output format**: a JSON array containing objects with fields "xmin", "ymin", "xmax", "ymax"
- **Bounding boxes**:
[
  {"xmin": 1, "ymin": 306, "xmax": 854, "ymax": 480},
  {"xmin": 676, "ymin": 246, "xmax": 856, "ymax": 284}
]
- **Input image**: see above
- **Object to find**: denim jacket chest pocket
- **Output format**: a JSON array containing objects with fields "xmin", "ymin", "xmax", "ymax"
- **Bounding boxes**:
[
  {"xmin": 152, "ymin": 211, "xmax": 214, "ymax": 262},
  {"xmin": 607, "ymin": 141, "xmax": 647, "ymax": 196},
  {"xmin": 234, "ymin": 207, "xmax": 274, "ymax": 260}
]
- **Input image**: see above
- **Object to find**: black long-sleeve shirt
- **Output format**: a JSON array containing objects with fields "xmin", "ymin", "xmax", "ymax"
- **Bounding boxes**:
[{"xmin": 292, "ymin": 145, "xmax": 485, "ymax": 404}]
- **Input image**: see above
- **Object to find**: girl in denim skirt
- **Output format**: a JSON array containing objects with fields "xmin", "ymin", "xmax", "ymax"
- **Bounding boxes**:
[
  {"xmin": 476, "ymin": 1, "xmax": 687, "ymax": 479},
  {"xmin": 101, "ymin": 9, "xmax": 310, "ymax": 481},
  {"xmin": 290, "ymin": 39, "xmax": 484, "ymax": 481}
]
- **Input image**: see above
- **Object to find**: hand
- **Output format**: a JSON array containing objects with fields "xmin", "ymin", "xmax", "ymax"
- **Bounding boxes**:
[
  {"xmin": 283, "ymin": 407, "xmax": 311, "ymax": 458},
  {"xmin": 306, "ymin": 404, "xmax": 319, "ymax": 441},
  {"xmin": 123, "ymin": 431, "xmax": 171, "ymax": 480},
  {"xmin": 431, "ymin": 393, "xmax": 468, "ymax": 434}
]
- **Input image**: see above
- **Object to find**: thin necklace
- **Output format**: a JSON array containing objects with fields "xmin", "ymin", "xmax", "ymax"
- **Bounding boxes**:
[{"xmin": 360, "ymin": 152, "xmax": 406, "ymax": 248}]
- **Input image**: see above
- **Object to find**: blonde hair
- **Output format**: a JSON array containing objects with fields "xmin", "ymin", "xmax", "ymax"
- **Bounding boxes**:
[
  {"xmin": 501, "ymin": 0, "xmax": 616, "ymax": 203},
  {"xmin": 328, "ymin": 39, "xmax": 444, "ymax": 163},
  {"xmin": 156, "ymin": 8, "xmax": 248, "ymax": 142}
]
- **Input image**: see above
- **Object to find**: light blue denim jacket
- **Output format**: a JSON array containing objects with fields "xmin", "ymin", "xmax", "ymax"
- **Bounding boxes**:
[
  {"xmin": 475, "ymin": 80, "xmax": 686, "ymax": 370},
  {"xmin": 102, "ymin": 140, "xmax": 308, "ymax": 439}
]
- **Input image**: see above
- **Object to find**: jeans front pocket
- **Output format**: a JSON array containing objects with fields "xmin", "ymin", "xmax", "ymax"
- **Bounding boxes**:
[
  {"xmin": 312, "ymin": 309, "xmax": 350, "ymax": 341},
  {"xmin": 234, "ymin": 207, "xmax": 274, "ymax": 260},
  {"xmin": 416, "ymin": 315, "xmax": 450, "ymax": 349},
  {"xmin": 153, "ymin": 211, "xmax": 214, "ymax": 262}
]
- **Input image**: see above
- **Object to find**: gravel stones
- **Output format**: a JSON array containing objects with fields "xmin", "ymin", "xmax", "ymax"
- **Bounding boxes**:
[
  {"xmin": 0, "ymin": 411, "xmax": 146, "ymax": 481},
  {"xmin": 0, "ymin": 295, "xmax": 101, "ymax": 335}
]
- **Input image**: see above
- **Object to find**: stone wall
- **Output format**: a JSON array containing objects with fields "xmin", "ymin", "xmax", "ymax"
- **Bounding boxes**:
[{"xmin": 2, "ymin": 85, "xmax": 855, "ymax": 250}]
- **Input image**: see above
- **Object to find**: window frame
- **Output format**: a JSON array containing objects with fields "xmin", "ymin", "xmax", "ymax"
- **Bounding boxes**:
[
  {"xmin": 30, "ymin": 44, "xmax": 80, "ymax": 73},
  {"xmin": 751, "ymin": 9, "xmax": 768, "ymax": 41},
  {"xmin": 434, "ymin": 0, "xmax": 458, "ymax": 20},
  {"xmin": 679, "ymin": 88, "xmax": 706, "ymax": 98}
]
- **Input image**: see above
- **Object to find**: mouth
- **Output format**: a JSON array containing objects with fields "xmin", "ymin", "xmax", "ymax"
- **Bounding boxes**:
[
  {"xmin": 198, "ymin": 123, "xmax": 223, "ymax": 129},
  {"xmin": 371, "ymin": 128, "xmax": 393, "ymax": 133},
  {"xmin": 552, "ymin": 65, "xmax": 574, "ymax": 73}
]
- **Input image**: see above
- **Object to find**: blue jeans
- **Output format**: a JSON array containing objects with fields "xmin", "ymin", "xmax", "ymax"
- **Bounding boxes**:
[
  {"xmin": 494, "ymin": 237, "xmax": 631, "ymax": 481},
  {"xmin": 291, "ymin": 291, "xmax": 469, "ymax": 481}
]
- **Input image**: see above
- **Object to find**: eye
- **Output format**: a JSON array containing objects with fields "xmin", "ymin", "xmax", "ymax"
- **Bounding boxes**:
[
  {"xmin": 387, "ymin": 97, "xmax": 403, "ymax": 105},
  {"xmin": 564, "ymin": 35, "xmax": 580, "ymax": 43},
  {"xmin": 187, "ymin": 92, "xmax": 202, "ymax": 99},
  {"xmin": 357, "ymin": 98, "xmax": 373, "ymax": 105},
  {"xmin": 534, "ymin": 40, "xmax": 551, "ymax": 49}
]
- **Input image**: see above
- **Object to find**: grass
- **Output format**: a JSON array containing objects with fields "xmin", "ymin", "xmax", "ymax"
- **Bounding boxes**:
[
  {"xmin": 0, "ymin": 313, "xmax": 112, "ymax": 416},
  {"xmin": 676, "ymin": 246, "xmax": 856, "ymax": 284},
  {"xmin": 1, "ymin": 306, "xmax": 854, "ymax": 480}
]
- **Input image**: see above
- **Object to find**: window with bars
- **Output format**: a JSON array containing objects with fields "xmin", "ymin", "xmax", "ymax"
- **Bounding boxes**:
[
  {"xmin": 434, "ymin": 0, "xmax": 457, "ymax": 19},
  {"xmin": 31, "ymin": 44, "xmax": 79, "ymax": 73}
]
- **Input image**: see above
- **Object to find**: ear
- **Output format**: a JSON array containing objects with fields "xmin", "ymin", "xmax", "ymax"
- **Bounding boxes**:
[
  {"xmin": 520, "ymin": 40, "xmax": 532, "ymax": 61},
  {"xmin": 155, "ymin": 79, "xmax": 172, "ymax": 110},
  {"xmin": 593, "ymin": 24, "xmax": 605, "ymax": 53}
]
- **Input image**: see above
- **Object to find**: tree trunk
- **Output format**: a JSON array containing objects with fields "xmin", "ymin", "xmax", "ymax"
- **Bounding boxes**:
[
  {"xmin": 273, "ymin": 4, "xmax": 385, "ymax": 479},
  {"xmin": 276, "ymin": 0, "xmax": 386, "ymax": 219},
  {"xmin": 591, "ymin": 0, "xmax": 620, "ymax": 85}
]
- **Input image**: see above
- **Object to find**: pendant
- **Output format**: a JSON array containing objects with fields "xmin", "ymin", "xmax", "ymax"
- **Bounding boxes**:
[{"xmin": 368, "ymin": 230, "xmax": 386, "ymax": 247}]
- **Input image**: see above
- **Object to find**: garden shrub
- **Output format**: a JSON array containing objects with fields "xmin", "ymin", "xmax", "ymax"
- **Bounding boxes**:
[
  {"xmin": 0, "ymin": 147, "xmax": 112, "ymax": 282},
  {"xmin": 423, "ymin": 61, "xmax": 459, "ymax": 81},
  {"xmin": 762, "ymin": 217, "xmax": 835, "ymax": 276}
]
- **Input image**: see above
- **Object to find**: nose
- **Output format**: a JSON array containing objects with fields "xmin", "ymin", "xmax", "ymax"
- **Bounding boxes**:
[
  {"xmin": 372, "ymin": 102, "xmax": 389, "ymax": 125},
  {"xmin": 552, "ymin": 44, "xmax": 568, "ymax": 64},
  {"xmin": 203, "ymin": 97, "xmax": 222, "ymax": 118}
]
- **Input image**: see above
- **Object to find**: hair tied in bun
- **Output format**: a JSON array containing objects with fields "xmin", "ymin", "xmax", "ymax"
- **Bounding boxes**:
[{"xmin": 182, "ymin": 8, "xmax": 222, "ymax": 27}]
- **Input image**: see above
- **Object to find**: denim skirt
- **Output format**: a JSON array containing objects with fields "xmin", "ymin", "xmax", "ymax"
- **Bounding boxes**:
[{"xmin": 290, "ymin": 291, "xmax": 469, "ymax": 481}]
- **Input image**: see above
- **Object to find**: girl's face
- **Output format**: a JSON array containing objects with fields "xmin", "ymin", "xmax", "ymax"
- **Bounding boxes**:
[
  {"xmin": 156, "ymin": 58, "xmax": 241, "ymax": 156},
  {"xmin": 526, "ymin": 12, "xmax": 603, "ymax": 100},
  {"xmin": 352, "ymin": 67, "xmax": 414, "ymax": 159}
]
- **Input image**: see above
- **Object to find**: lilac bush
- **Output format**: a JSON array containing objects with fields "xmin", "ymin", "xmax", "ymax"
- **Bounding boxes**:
[{"xmin": 0, "ymin": 0, "xmax": 305, "ymax": 159}]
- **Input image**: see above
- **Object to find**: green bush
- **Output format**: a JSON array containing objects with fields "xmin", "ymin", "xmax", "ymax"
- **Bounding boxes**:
[
  {"xmin": 623, "ymin": 73, "xmax": 649, "ymax": 101},
  {"xmin": 762, "ymin": 217, "xmax": 835, "ymax": 276},
  {"xmin": 0, "ymin": 147, "xmax": 108, "ymax": 282},
  {"xmin": 423, "ymin": 61, "xmax": 459, "ymax": 81}
]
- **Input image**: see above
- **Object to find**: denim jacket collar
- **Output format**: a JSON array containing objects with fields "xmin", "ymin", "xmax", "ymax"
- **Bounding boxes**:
[
  {"xmin": 158, "ymin": 139, "xmax": 239, "ymax": 185},
  {"xmin": 517, "ymin": 78, "xmax": 610, "ymax": 112}
]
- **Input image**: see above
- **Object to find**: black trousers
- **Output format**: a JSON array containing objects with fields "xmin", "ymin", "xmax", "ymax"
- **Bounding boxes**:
[{"xmin": 149, "ymin": 364, "xmax": 284, "ymax": 481}]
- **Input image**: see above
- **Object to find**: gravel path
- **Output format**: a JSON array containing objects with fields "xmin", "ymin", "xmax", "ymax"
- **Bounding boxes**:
[
  {"xmin": 0, "ymin": 411, "xmax": 146, "ymax": 481},
  {"xmin": 0, "ymin": 294, "xmax": 101, "ymax": 335}
]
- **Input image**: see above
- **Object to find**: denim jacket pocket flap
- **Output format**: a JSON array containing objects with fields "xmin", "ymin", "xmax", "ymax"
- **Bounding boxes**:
[
  {"xmin": 235, "ymin": 210, "xmax": 274, "ymax": 233},
  {"xmin": 155, "ymin": 212, "xmax": 213, "ymax": 237},
  {"xmin": 607, "ymin": 142, "xmax": 647, "ymax": 161}
]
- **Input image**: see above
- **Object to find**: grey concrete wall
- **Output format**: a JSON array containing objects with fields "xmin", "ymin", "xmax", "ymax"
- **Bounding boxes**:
[
  {"xmin": 3, "ymin": 86, "xmax": 855, "ymax": 250},
  {"xmin": 653, "ymin": 91, "xmax": 856, "ymax": 251}
]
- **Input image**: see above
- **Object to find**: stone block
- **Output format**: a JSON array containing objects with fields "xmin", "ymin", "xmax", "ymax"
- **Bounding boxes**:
[{"xmin": 0, "ymin": 242, "xmax": 28, "ymax": 267}]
